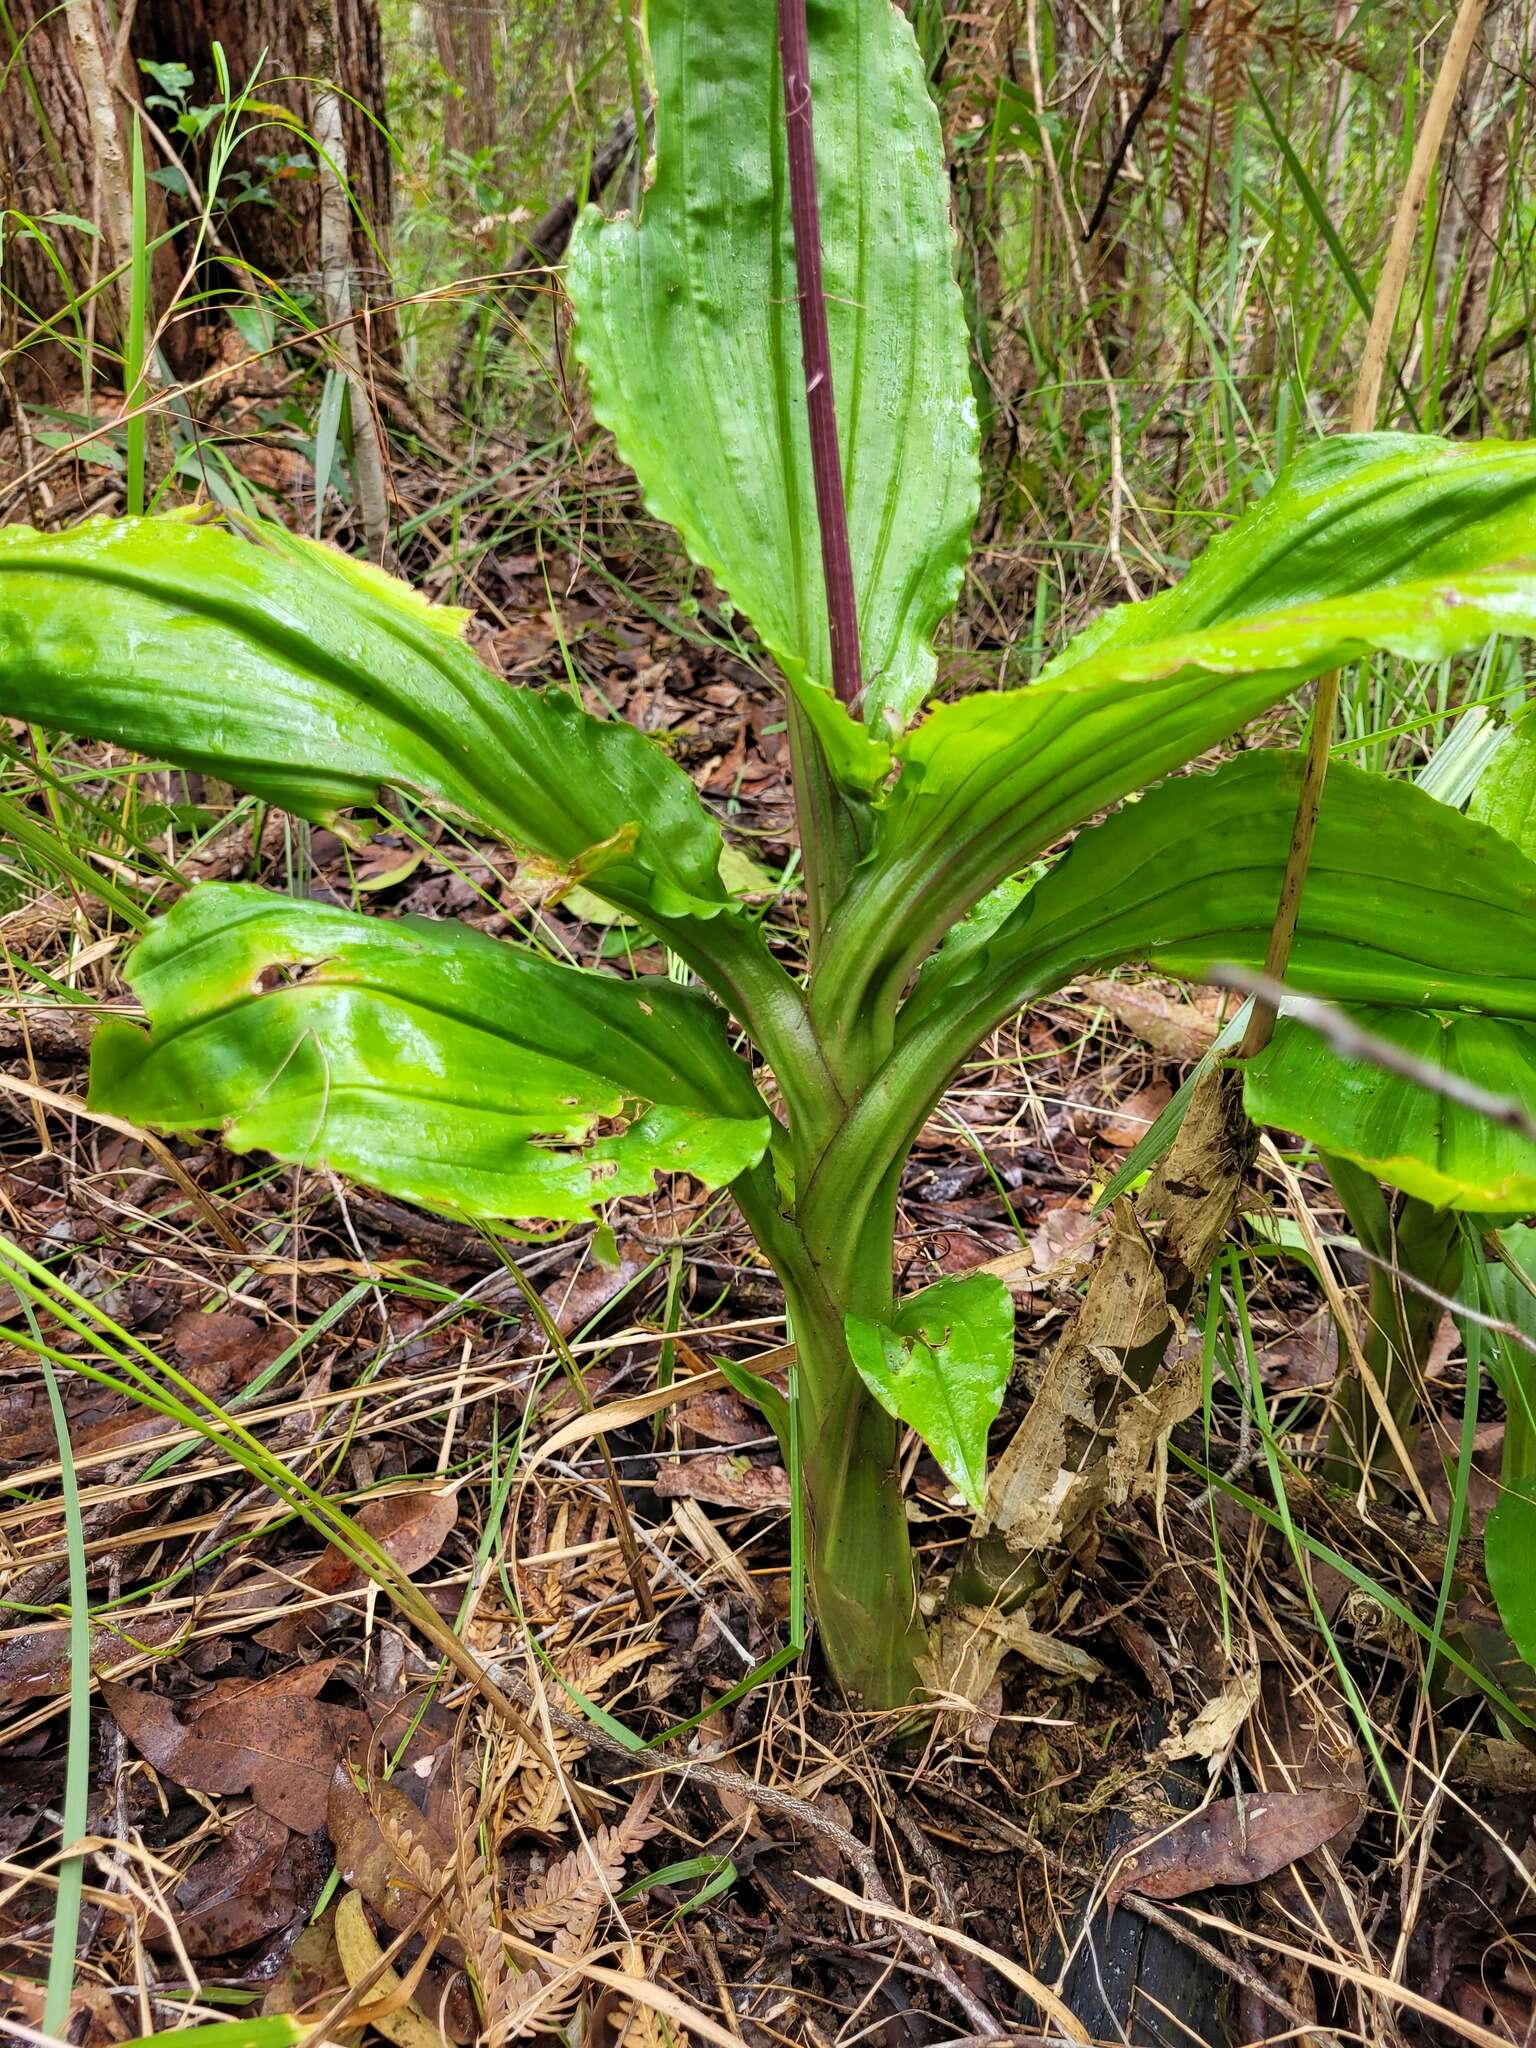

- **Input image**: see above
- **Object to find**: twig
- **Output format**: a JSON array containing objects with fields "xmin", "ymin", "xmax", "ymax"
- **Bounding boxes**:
[
  {"xmin": 1083, "ymin": 16, "xmax": 1184, "ymax": 241},
  {"xmin": 1239, "ymin": 0, "xmax": 1490, "ymax": 1060},
  {"xmin": 777, "ymin": 0, "xmax": 863, "ymax": 708}
]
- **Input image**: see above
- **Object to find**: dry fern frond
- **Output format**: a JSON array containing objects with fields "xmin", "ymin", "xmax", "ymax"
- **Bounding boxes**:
[
  {"xmin": 373, "ymin": 1793, "xmax": 450, "ymax": 1901},
  {"xmin": 608, "ymin": 1947, "xmax": 688, "ymax": 2048},
  {"xmin": 499, "ymin": 1719, "xmax": 588, "ymax": 1840},
  {"xmin": 499, "ymin": 1640, "xmax": 662, "ymax": 1841},
  {"xmin": 456, "ymin": 1784, "xmax": 514, "ymax": 2039},
  {"xmin": 512, "ymin": 1782, "xmax": 661, "ymax": 1950},
  {"xmin": 495, "ymin": 1954, "xmax": 585, "ymax": 2041},
  {"xmin": 1194, "ymin": 0, "xmax": 1260, "ymax": 158}
]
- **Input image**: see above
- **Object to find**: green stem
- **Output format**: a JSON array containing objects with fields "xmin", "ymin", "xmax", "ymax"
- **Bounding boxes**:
[
  {"xmin": 785, "ymin": 1271, "xmax": 924, "ymax": 1708},
  {"xmin": 734, "ymin": 1166, "xmax": 924, "ymax": 1708}
]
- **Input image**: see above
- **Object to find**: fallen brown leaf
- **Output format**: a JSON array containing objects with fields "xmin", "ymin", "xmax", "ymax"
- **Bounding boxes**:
[
  {"xmin": 1079, "ymin": 977, "xmax": 1221, "ymax": 1062},
  {"xmin": 310, "ymin": 1486, "xmax": 459, "ymax": 1594},
  {"xmin": 0, "ymin": 1611, "xmax": 180, "ymax": 1706},
  {"xmin": 104, "ymin": 1672, "xmax": 368, "ymax": 1833},
  {"xmin": 653, "ymin": 1453, "xmax": 790, "ymax": 1511},
  {"xmin": 1099, "ymin": 1081, "xmax": 1173, "ymax": 1150},
  {"xmin": 328, "ymin": 1767, "xmax": 456, "ymax": 1933},
  {"xmin": 1109, "ymin": 1786, "xmax": 1363, "ymax": 1902},
  {"xmin": 152, "ymin": 1808, "xmax": 327, "ymax": 1956}
]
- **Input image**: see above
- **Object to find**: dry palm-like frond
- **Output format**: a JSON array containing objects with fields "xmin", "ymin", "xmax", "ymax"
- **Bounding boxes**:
[
  {"xmin": 608, "ymin": 1946, "xmax": 689, "ymax": 2048},
  {"xmin": 373, "ymin": 1792, "xmax": 450, "ymax": 1902},
  {"xmin": 512, "ymin": 1781, "xmax": 661, "ymax": 1955},
  {"xmin": 1194, "ymin": 0, "xmax": 1260, "ymax": 160},
  {"xmin": 458, "ymin": 1789, "xmax": 517, "ymax": 2041},
  {"xmin": 467, "ymin": 1785, "xmax": 662, "ymax": 2043},
  {"xmin": 499, "ymin": 1638, "xmax": 664, "ymax": 1840}
]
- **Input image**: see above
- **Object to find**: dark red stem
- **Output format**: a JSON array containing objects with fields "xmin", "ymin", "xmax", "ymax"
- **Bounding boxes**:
[{"xmin": 777, "ymin": 0, "xmax": 863, "ymax": 710}]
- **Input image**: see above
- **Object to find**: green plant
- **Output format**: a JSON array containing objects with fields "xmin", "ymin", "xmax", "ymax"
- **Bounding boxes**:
[{"xmin": 10, "ymin": 0, "xmax": 1536, "ymax": 1706}]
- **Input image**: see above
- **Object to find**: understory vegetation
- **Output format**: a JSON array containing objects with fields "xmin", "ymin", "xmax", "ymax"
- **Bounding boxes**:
[{"xmin": 1, "ymin": 2, "xmax": 1535, "ymax": 2045}]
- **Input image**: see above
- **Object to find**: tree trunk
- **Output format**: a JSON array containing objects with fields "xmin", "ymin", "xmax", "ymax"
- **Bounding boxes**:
[
  {"xmin": 0, "ymin": 0, "xmax": 391, "ymax": 392},
  {"xmin": 428, "ymin": 0, "xmax": 498, "ymax": 161}
]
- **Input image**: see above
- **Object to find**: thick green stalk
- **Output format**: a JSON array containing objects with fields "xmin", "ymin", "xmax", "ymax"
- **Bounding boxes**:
[
  {"xmin": 735, "ymin": 1162, "xmax": 924, "ymax": 1707},
  {"xmin": 783, "ymin": 1268, "xmax": 924, "ymax": 1708}
]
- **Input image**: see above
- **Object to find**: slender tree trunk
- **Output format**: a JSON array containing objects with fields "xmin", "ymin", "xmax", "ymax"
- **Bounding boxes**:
[
  {"xmin": 308, "ymin": 0, "xmax": 393, "ymax": 562},
  {"xmin": 0, "ymin": 0, "xmax": 392, "ymax": 393},
  {"xmin": 428, "ymin": 0, "xmax": 499, "ymax": 161}
]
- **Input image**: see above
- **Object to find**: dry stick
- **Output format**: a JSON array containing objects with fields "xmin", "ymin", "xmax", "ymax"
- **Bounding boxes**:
[
  {"xmin": 1218, "ymin": 966, "xmax": 1536, "ymax": 1147},
  {"xmin": 1083, "ymin": 13, "xmax": 1184, "ymax": 242},
  {"xmin": 1238, "ymin": 0, "xmax": 1490, "ymax": 1062},
  {"xmin": 1024, "ymin": 0, "xmax": 1141, "ymax": 602},
  {"xmin": 777, "ymin": 0, "xmax": 862, "ymax": 709}
]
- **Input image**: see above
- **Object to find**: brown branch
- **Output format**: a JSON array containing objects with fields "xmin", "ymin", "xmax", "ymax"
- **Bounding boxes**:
[{"xmin": 1083, "ymin": 17, "xmax": 1184, "ymax": 241}]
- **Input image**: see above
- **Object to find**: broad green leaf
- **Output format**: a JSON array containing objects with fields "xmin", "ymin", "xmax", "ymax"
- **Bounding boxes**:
[
  {"xmin": 1479, "ymin": 1226, "xmax": 1536, "ymax": 1476},
  {"xmin": 1471, "ymin": 702, "xmax": 1536, "ymax": 861},
  {"xmin": 1244, "ymin": 1010, "xmax": 1536, "ymax": 1212},
  {"xmin": 1040, "ymin": 434, "xmax": 1536, "ymax": 679},
  {"xmin": 844, "ymin": 1273, "xmax": 1013, "ymax": 1511},
  {"xmin": 1485, "ymin": 1478, "xmax": 1536, "ymax": 1669},
  {"xmin": 903, "ymin": 754, "xmax": 1536, "ymax": 1047},
  {"xmin": 0, "ymin": 513, "xmax": 732, "ymax": 920},
  {"xmin": 820, "ymin": 434, "xmax": 1536, "ymax": 1029},
  {"xmin": 90, "ymin": 884, "xmax": 770, "ymax": 1224},
  {"xmin": 567, "ymin": 0, "xmax": 978, "ymax": 752}
]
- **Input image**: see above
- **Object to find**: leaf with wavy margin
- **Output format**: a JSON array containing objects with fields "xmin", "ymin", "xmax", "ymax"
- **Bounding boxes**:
[
  {"xmin": 0, "ymin": 513, "xmax": 732, "ymax": 920},
  {"xmin": 818, "ymin": 435, "xmax": 1536, "ymax": 1032},
  {"xmin": 90, "ymin": 885, "xmax": 770, "ymax": 1224},
  {"xmin": 567, "ymin": 0, "xmax": 977, "ymax": 766}
]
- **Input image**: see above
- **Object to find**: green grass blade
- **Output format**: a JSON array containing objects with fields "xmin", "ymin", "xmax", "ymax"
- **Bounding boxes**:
[{"xmin": 37, "ymin": 1333, "xmax": 90, "ymax": 2036}]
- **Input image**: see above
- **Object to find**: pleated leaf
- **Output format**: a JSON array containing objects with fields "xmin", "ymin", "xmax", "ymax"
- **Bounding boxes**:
[
  {"xmin": 901, "ymin": 754, "xmax": 1536, "ymax": 1048},
  {"xmin": 1244, "ymin": 1009, "xmax": 1536, "ymax": 1213},
  {"xmin": 567, "ymin": 0, "xmax": 978, "ymax": 758},
  {"xmin": 819, "ymin": 435, "xmax": 1536, "ymax": 1026},
  {"xmin": 1039, "ymin": 433, "xmax": 1536, "ymax": 681},
  {"xmin": 90, "ymin": 885, "xmax": 771, "ymax": 1224},
  {"xmin": 0, "ymin": 514, "xmax": 732, "ymax": 920},
  {"xmin": 1471, "ymin": 702, "xmax": 1536, "ymax": 861}
]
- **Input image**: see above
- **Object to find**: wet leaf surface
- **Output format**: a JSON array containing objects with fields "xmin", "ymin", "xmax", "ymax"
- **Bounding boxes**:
[{"xmin": 151, "ymin": 1808, "xmax": 329, "ymax": 1956}]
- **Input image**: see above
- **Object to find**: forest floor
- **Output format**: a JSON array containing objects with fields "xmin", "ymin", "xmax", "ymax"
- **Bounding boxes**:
[{"xmin": 1, "ymin": 375, "xmax": 1534, "ymax": 2048}]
